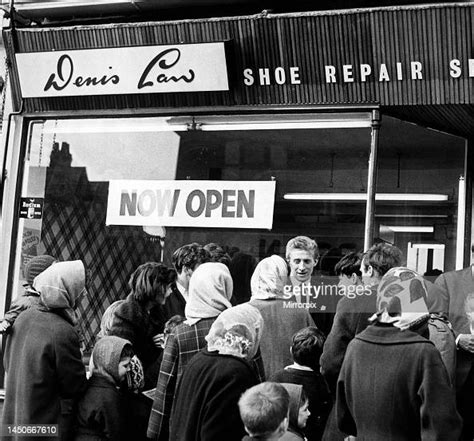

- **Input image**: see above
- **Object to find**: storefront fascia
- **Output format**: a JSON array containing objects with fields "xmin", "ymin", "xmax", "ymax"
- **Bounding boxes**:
[{"xmin": 1, "ymin": 4, "xmax": 473, "ymax": 355}]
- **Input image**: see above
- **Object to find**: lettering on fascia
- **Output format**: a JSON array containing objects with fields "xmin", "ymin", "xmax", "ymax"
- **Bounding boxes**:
[
  {"xmin": 44, "ymin": 54, "xmax": 120, "ymax": 91},
  {"xmin": 324, "ymin": 62, "xmax": 423, "ymax": 83},
  {"xmin": 243, "ymin": 59, "xmax": 474, "ymax": 86},
  {"xmin": 137, "ymin": 49, "xmax": 195, "ymax": 89},
  {"xmin": 43, "ymin": 49, "xmax": 195, "ymax": 92}
]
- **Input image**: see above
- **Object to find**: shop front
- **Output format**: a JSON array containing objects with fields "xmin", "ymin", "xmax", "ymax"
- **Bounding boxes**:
[{"xmin": 1, "ymin": 3, "xmax": 473, "ymax": 354}]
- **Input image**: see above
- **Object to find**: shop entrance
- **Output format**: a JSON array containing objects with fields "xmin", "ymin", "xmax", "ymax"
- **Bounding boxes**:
[
  {"xmin": 406, "ymin": 242, "xmax": 445, "ymax": 276},
  {"xmin": 376, "ymin": 116, "xmax": 465, "ymax": 273}
]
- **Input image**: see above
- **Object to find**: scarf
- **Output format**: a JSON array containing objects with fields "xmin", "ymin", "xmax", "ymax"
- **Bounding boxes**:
[
  {"xmin": 250, "ymin": 255, "xmax": 289, "ymax": 300},
  {"xmin": 184, "ymin": 262, "xmax": 233, "ymax": 326},
  {"xmin": 369, "ymin": 266, "xmax": 430, "ymax": 330},
  {"xmin": 34, "ymin": 260, "xmax": 85, "ymax": 326},
  {"xmin": 206, "ymin": 303, "xmax": 263, "ymax": 360}
]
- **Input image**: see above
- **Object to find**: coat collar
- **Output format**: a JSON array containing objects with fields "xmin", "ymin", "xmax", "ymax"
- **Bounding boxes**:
[
  {"xmin": 88, "ymin": 373, "xmax": 119, "ymax": 389},
  {"xmin": 355, "ymin": 323, "xmax": 432, "ymax": 345}
]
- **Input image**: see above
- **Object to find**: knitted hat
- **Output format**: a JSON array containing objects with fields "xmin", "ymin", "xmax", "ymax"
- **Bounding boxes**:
[
  {"xmin": 92, "ymin": 336, "xmax": 132, "ymax": 384},
  {"xmin": 24, "ymin": 255, "xmax": 56, "ymax": 286}
]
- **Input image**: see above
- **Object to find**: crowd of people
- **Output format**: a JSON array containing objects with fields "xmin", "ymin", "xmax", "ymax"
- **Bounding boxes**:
[{"xmin": 1, "ymin": 235, "xmax": 473, "ymax": 441}]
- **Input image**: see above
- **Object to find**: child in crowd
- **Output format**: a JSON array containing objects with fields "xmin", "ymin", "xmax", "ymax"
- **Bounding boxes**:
[
  {"xmin": 238, "ymin": 382, "xmax": 290, "ymax": 441},
  {"xmin": 270, "ymin": 327, "xmax": 331, "ymax": 441},
  {"xmin": 74, "ymin": 336, "xmax": 133, "ymax": 441},
  {"xmin": 0, "ymin": 254, "xmax": 56, "ymax": 333},
  {"xmin": 280, "ymin": 384, "xmax": 311, "ymax": 441}
]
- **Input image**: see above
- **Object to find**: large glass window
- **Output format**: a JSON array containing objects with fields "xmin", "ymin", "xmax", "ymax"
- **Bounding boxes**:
[
  {"xmin": 16, "ymin": 114, "xmax": 372, "ymax": 351},
  {"xmin": 376, "ymin": 116, "xmax": 465, "ymax": 274}
]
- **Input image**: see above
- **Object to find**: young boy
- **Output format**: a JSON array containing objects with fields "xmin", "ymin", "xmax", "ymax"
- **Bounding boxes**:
[
  {"xmin": 74, "ymin": 336, "xmax": 133, "ymax": 441},
  {"xmin": 270, "ymin": 327, "xmax": 331, "ymax": 441},
  {"xmin": 238, "ymin": 382, "xmax": 290, "ymax": 441}
]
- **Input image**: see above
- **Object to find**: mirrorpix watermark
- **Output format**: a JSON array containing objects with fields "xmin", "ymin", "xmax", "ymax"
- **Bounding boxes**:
[{"xmin": 282, "ymin": 280, "xmax": 372, "ymax": 311}]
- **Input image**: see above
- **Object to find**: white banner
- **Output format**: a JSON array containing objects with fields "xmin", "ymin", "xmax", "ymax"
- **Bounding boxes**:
[
  {"xmin": 16, "ymin": 43, "xmax": 229, "ymax": 98},
  {"xmin": 106, "ymin": 180, "xmax": 276, "ymax": 229}
]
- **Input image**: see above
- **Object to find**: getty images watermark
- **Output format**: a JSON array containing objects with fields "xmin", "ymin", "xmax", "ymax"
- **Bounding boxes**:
[{"xmin": 281, "ymin": 280, "xmax": 372, "ymax": 311}]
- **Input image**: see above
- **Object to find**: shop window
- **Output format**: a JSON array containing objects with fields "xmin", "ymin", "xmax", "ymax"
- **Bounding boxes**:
[
  {"xmin": 376, "ymin": 116, "xmax": 465, "ymax": 274},
  {"xmin": 16, "ymin": 114, "xmax": 372, "ymax": 351}
]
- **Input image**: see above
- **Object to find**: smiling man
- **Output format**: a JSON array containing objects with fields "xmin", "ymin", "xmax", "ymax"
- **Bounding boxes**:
[
  {"xmin": 286, "ymin": 236, "xmax": 319, "ymax": 287},
  {"xmin": 286, "ymin": 236, "xmax": 337, "ymax": 336}
]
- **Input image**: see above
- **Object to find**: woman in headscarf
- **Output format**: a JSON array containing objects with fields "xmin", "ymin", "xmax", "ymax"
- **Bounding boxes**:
[
  {"xmin": 147, "ymin": 262, "xmax": 233, "ymax": 441},
  {"xmin": 249, "ymin": 255, "xmax": 315, "ymax": 377},
  {"xmin": 336, "ymin": 267, "xmax": 461, "ymax": 440},
  {"xmin": 169, "ymin": 303, "xmax": 263, "ymax": 441},
  {"xmin": 3, "ymin": 260, "xmax": 87, "ymax": 441}
]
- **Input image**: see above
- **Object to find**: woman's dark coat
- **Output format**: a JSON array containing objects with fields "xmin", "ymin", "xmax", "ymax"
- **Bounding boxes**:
[
  {"xmin": 169, "ymin": 349, "xmax": 259, "ymax": 441},
  {"xmin": 336, "ymin": 324, "xmax": 461, "ymax": 441}
]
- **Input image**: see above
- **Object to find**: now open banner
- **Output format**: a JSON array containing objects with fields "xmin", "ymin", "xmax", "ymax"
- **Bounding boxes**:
[{"xmin": 106, "ymin": 180, "xmax": 276, "ymax": 229}]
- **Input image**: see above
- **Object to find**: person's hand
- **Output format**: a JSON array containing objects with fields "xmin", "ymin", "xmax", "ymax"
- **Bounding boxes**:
[
  {"xmin": 458, "ymin": 334, "xmax": 474, "ymax": 353},
  {"xmin": 0, "ymin": 320, "xmax": 11, "ymax": 332},
  {"xmin": 153, "ymin": 333, "xmax": 165, "ymax": 349},
  {"xmin": 0, "ymin": 320, "xmax": 12, "ymax": 334}
]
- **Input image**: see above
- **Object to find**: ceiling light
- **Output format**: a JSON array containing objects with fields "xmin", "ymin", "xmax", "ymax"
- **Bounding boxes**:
[
  {"xmin": 375, "ymin": 214, "xmax": 448, "ymax": 218},
  {"xmin": 411, "ymin": 243, "xmax": 445, "ymax": 249},
  {"xmin": 384, "ymin": 226, "xmax": 434, "ymax": 233},
  {"xmin": 283, "ymin": 193, "xmax": 449, "ymax": 202}
]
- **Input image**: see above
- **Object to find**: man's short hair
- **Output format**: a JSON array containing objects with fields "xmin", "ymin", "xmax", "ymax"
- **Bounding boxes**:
[
  {"xmin": 286, "ymin": 236, "xmax": 319, "ymax": 260},
  {"xmin": 204, "ymin": 243, "xmax": 231, "ymax": 268},
  {"xmin": 238, "ymin": 382, "xmax": 289, "ymax": 438},
  {"xmin": 362, "ymin": 243, "xmax": 403, "ymax": 278},
  {"xmin": 172, "ymin": 243, "xmax": 210, "ymax": 273},
  {"xmin": 334, "ymin": 252, "xmax": 362, "ymax": 278},
  {"xmin": 291, "ymin": 326, "xmax": 326, "ymax": 371}
]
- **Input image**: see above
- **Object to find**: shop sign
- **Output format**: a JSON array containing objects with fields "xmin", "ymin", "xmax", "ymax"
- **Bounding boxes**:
[
  {"xmin": 15, "ymin": 43, "xmax": 229, "ymax": 98},
  {"xmin": 242, "ymin": 59, "xmax": 474, "ymax": 86},
  {"xmin": 106, "ymin": 180, "xmax": 276, "ymax": 229},
  {"xmin": 19, "ymin": 197, "xmax": 44, "ymax": 219}
]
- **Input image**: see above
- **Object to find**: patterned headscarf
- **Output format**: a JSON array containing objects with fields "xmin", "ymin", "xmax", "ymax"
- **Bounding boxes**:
[
  {"xmin": 206, "ymin": 303, "xmax": 263, "ymax": 360},
  {"xmin": 370, "ymin": 267, "xmax": 430, "ymax": 331},
  {"xmin": 250, "ymin": 255, "xmax": 289, "ymax": 300}
]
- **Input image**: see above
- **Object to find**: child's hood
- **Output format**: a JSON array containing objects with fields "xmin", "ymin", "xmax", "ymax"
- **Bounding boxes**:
[
  {"xmin": 92, "ymin": 336, "xmax": 131, "ymax": 384},
  {"xmin": 34, "ymin": 260, "xmax": 85, "ymax": 310},
  {"xmin": 281, "ymin": 383, "xmax": 303, "ymax": 427}
]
